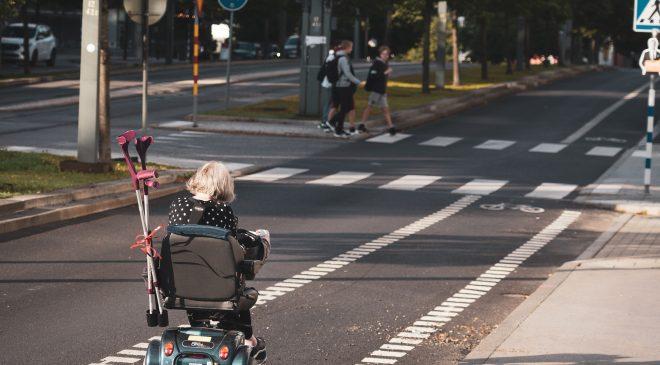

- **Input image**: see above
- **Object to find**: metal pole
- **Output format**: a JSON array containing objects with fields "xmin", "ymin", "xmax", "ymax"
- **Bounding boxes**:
[
  {"xmin": 647, "ymin": 74, "xmax": 655, "ymax": 194},
  {"xmin": 192, "ymin": 3, "xmax": 200, "ymax": 127},
  {"xmin": 224, "ymin": 11, "xmax": 234, "ymax": 109},
  {"xmin": 77, "ymin": 0, "xmax": 101, "ymax": 163},
  {"xmin": 141, "ymin": 0, "xmax": 149, "ymax": 133}
]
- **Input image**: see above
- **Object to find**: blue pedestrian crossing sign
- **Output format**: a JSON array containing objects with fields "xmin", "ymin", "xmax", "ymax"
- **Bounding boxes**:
[
  {"xmin": 218, "ymin": 0, "xmax": 248, "ymax": 11},
  {"xmin": 635, "ymin": 0, "xmax": 660, "ymax": 32}
]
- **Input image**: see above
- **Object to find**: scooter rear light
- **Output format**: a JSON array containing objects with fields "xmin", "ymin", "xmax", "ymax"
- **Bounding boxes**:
[
  {"xmin": 164, "ymin": 342, "xmax": 174, "ymax": 356},
  {"xmin": 219, "ymin": 345, "xmax": 229, "ymax": 360}
]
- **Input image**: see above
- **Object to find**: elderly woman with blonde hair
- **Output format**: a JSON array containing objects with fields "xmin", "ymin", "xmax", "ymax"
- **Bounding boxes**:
[{"xmin": 168, "ymin": 161, "xmax": 267, "ymax": 359}]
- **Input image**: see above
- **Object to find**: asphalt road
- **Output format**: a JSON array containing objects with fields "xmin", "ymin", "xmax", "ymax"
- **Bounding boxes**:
[{"xmin": 0, "ymin": 67, "xmax": 650, "ymax": 364}]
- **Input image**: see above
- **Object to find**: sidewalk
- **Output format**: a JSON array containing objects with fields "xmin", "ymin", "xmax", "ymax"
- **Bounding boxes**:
[
  {"xmin": 463, "ymin": 214, "xmax": 660, "ymax": 364},
  {"xmin": 576, "ymin": 142, "xmax": 660, "ymax": 216}
]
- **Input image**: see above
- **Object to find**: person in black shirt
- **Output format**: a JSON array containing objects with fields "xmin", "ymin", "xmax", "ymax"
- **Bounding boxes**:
[
  {"xmin": 362, "ymin": 46, "xmax": 396, "ymax": 135},
  {"xmin": 168, "ymin": 161, "xmax": 266, "ymax": 359}
]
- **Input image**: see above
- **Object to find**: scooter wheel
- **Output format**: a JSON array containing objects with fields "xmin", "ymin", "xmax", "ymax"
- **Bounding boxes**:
[
  {"xmin": 146, "ymin": 310, "xmax": 158, "ymax": 327},
  {"xmin": 158, "ymin": 310, "xmax": 169, "ymax": 327}
]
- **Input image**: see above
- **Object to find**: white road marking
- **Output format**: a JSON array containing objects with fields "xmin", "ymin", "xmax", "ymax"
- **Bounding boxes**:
[
  {"xmin": 452, "ymin": 179, "xmax": 508, "ymax": 196},
  {"xmin": 89, "ymin": 196, "xmax": 482, "ymax": 365},
  {"xmin": 159, "ymin": 121, "xmax": 194, "ymax": 128},
  {"xmin": 359, "ymin": 210, "xmax": 581, "ymax": 365},
  {"xmin": 118, "ymin": 349, "xmax": 147, "ymax": 356},
  {"xmin": 591, "ymin": 181, "xmax": 623, "ymax": 195},
  {"xmin": 562, "ymin": 83, "xmax": 647, "ymax": 144},
  {"xmin": 586, "ymin": 146, "xmax": 622, "ymax": 157},
  {"xmin": 379, "ymin": 175, "xmax": 441, "ymax": 191},
  {"xmin": 474, "ymin": 139, "xmax": 516, "ymax": 150},
  {"xmin": 367, "ymin": 133, "xmax": 412, "ymax": 144},
  {"xmin": 529, "ymin": 143, "xmax": 567, "ymax": 153},
  {"xmin": 238, "ymin": 167, "xmax": 308, "ymax": 182},
  {"xmin": 525, "ymin": 182, "xmax": 578, "ymax": 200},
  {"xmin": 306, "ymin": 171, "xmax": 373, "ymax": 186},
  {"xmin": 419, "ymin": 136, "xmax": 462, "ymax": 147},
  {"xmin": 98, "ymin": 356, "xmax": 141, "ymax": 363}
]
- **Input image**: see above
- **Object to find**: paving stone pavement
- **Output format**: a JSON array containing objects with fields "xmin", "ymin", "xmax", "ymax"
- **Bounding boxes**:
[{"xmin": 597, "ymin": 215, "xmax": 660, "ymax": 258}]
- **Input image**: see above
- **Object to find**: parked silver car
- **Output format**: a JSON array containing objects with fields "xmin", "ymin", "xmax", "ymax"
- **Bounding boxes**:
[{"xmin": 1, "ymin": 23, "xmax": 57, "ymax": 66}]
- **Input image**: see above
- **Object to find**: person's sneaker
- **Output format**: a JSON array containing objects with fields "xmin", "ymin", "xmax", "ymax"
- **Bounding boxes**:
[
  {"xmin": 334, "ymin": 129, "xmax": 350, "ymax": 138},
  {"xmin": 349, "ymin": 127, "xmax": 357, "ymax": 135},
  {"xmin": 357, "ymin": 123, "xmax": 368, "ymax": 133},
  {"xmin": 323, "ymin": 120, "xmax": 335, "ymax": 132},
  {"xmin": 250, "ymin": 337, "xmax": 267, "ymax": 363},
  {"xmin": 319, "ymin": 121, "xmax": 328, "ymax": 130},
  {"xmin": 388, "ymin": 126, "xmax": 397, "ymax": 136}
]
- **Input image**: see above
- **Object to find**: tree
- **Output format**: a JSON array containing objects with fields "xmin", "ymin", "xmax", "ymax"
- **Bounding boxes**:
[{"xmin": 421, "ymin": 0, "xmax": 432, "ymax": 93}]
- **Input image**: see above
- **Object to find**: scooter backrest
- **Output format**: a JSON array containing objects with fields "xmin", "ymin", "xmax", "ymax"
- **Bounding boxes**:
[{"xmin": 160, "ymin": 225, "xmax": 245, "ymax": 302}]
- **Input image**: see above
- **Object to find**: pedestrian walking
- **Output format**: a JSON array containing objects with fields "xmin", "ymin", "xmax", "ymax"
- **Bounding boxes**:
[
  {"xmin": 361, "ymin": 46, "xmax": 396, "ymax": 135},
  {"xmin": 327, "ymin": 40, "xmax": 361, "ymax": 138},
  {"xmin": 318, "ymin": 45, "xmax": 338, "ymax": 133}
]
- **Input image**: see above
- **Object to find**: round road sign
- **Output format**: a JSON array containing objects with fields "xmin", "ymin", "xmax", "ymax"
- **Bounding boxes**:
[
  {"xmin": 124, "ymin": 0, "xmax": 167, "ymax": 25},
  {"xmin": 218, "ymin": 0, "xmax": 248, "ymax": 11}
]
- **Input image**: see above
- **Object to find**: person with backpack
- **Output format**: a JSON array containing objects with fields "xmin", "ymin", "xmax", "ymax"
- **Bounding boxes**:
[
  {"xmin": 318, "ymin": 46, "xmax": 338, "ymax": 132},
  {"xmin": 327, "ymin": 40, "xmax": 361, "ymax": 138},
  {"xmin": 361, "ymin": 46, "xmax": 396, "ymax": 135}
]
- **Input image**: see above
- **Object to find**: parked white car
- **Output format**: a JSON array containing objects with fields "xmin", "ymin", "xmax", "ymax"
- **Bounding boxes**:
[{"xmin": 1, "ymin": 23, "xmax": 57, "ymax": 66}]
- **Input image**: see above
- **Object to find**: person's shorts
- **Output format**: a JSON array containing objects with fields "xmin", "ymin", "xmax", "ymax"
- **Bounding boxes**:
[{"xmin": 368, "ymin": 92, "xmax": 388, "ymax": 108}]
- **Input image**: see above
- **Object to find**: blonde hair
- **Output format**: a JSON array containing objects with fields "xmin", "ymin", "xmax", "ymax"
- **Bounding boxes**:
[
  {"xmin": 340, "ymin": 40, "xmax": 353, "ymax": 50},
  {"xmin": 186, "ymin": 161, "xmax": 235, "ymax": 203}
]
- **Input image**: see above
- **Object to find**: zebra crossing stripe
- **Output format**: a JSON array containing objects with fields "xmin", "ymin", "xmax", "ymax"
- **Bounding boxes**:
[
  {"xmin": 238, "ymin": 167, "xmax": 308, "ymax": 182},
  {"xmin": 525, "ymin": 182, "xmax": 578, "ymax": 200},
  {"xmin": 586, "ymin": 146, "xmax": 622, "ymax": 157},
  {"xmin": 379, "ymin": 175, "xmax": 441, "ymax": 191},
  {"xmin": 419, "ymin": 136, "xmax": 462, "ymax": 147},
  {"xmin": 306, "ymin": 171, "xmax": 373, "ymax": 186},
  {"xmin": 367, "ymin": 133, "xmax": 412, "ymax": 144},
  {"xmin": 474, "ymin": 139, "xmax": 516, "ymax": 150},
  {"xmin": 359, "ymin": 210, "xmax": 581, "ymax": 365},
  {"xmin": 529, "ymin": 143, "xmax": 567, "ymax": 153},
  {"xmin": 452, "ymin": 179, "xmax": 508, "ymax": 196}
]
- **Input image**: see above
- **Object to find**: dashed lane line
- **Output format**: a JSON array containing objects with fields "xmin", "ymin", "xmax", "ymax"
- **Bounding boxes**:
[
  {"xmin": 356, "ymin": 210, "xmax": 581, "ymax": 365},
  {"xmin": 88, "ymin": 195, "xmax": 481, "ymax": 365}
]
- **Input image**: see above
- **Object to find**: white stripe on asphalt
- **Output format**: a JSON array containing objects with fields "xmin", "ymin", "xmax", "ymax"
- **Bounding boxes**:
[
  {"xmin": 366, "ymin": 133, "xmax": 411, "ymax": 144},
  {"xmin": 98, "ymin": 356, "xmax": 141, "ymax": 363},
  {"xmin": 238, "ymin": 167, "xmax": 308, "ymax": 182},
  {"xmin": 359, "ymin": 210, "xmax": 581, "ymax": 365},
  {"xmin": 586, "ymin": 146, "xmax": 622, "ymax": 157},
  {"xmin": 419, "ymin": 136, "xmax": 462, "ymax": 147},
  {"xmin": 306, "ymin": 171, "xmax": 374, "ymax": 186},
  {"xmin": 379, "ymin": 175, "xmax": 441, "ymax": 191},
  {"xmin": 529, "ymin": 143, "xmax": 567, "ymax": 153},
  {"xmin": 591, "ymin": 181, "xmax": 623, "ymax": 195},
  {"xmin": 525, "ymin": 182, "xmax": 578, "ymax": 200},
  {"xmin": 474, "ymin": 139, "xmax": 516, "ymax": 150},
  {"xmin": 452, "ymin": 179, "xmax": 508, "ymax": 196},
  {"xmin": 561, "ymin": 83, "xmax": 647, "ymax": 144},
  {"xmin": 89, "ymin": 195, "xmax": 482, "ymax": 365}
]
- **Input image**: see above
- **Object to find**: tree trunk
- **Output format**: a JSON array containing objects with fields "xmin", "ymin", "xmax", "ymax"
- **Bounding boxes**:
[
  {"xmin": 479, "ymin": 16, "xmax": 488, "ymax": 80},
  {"xmin": 22, "ymin": 4, "xmax": 30, "ymax": 75},
  {"xmin": 384, "ymin": 0, "xmax": 393, "ymax": 46},
  {"xmin": 435, "ymin": 1, "xmax": 447, "ymax": 89},
  {"xmin": 515, "ymin": 16, "xmax": 524, "ymax": 71},
  {"xmin": 451, "ymin": 10, "xmax": 460, "ymax": 86},
  {"xmin": 278, "ymin": 10, "xmax": 287, "ymax": 48},
  {"xmin": 98, "ymin": 0, "xmax": 111, "ymax": 163},
  {"xmin": 524, "ymin": 20, "xmax": 531, "ymax": 70},
  {"xmin": 421, "ymin": 0, "xmax": 432, "ymax": 93}
]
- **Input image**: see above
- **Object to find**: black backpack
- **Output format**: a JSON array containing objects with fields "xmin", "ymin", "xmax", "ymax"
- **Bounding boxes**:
[{"xmin": 324, "ymin": 55, "xmax": 343, "ymax": 84}]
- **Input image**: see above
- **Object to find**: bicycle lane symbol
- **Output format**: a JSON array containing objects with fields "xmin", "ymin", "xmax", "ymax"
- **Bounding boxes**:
[{"xmin": 480, "ymin": 202, "xmax": 545, "ymax": 214}]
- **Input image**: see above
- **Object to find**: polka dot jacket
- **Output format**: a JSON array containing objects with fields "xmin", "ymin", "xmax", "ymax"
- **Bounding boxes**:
[{"xmin": 168, "ymin": 193, "xmax": 238, "ymax": 234}]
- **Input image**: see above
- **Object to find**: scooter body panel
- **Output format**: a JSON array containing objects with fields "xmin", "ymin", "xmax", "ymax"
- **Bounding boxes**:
[{"xmin": 145, "ymin": 327, "xmax": 247, "ymax": 365}]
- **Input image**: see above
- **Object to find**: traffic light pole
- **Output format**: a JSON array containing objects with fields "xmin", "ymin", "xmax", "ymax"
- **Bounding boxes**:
[{"xmin": 224, "ymin": 11, "xmax": 234, "ymax": 109}]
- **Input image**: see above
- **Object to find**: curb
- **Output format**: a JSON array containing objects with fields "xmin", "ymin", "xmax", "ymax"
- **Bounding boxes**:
[
  {"xmin": 573, "ymin": 198, "xmax": 660, "ymax": 216},
  {"xmin": 460, "ymin": 213, "xmax": 632, "ymax": 364},
  {"xmin": 158, "ymin": 65, "xmax": 600, "ymax": 139},
  {"xmin": 0, "ymin": 164, "xmax": 259, "ymax": 235}
]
